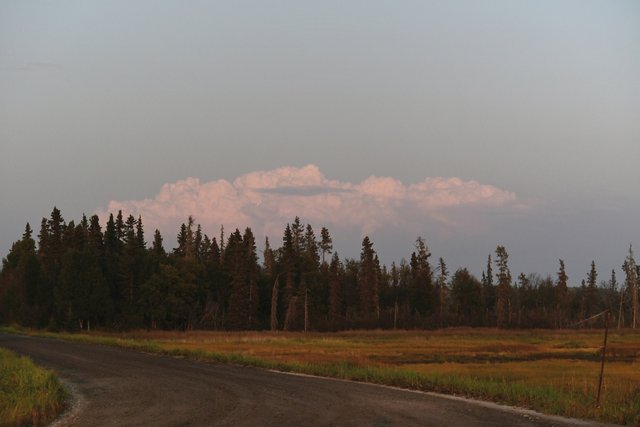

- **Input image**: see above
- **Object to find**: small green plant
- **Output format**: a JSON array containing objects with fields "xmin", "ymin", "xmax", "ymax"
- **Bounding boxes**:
[{"xmin": 0, "ymin": 348, "xmax": 68, "ymax": 426}]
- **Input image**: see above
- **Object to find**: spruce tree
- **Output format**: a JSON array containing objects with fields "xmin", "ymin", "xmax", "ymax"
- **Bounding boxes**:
[
  {"xmin": 243, "ymin": 227, "xmax": 260, "ymax": 329},
  {"xmin": 451, "ymin": 268, "xmax": 482, "ymax": 326},
  {"xmin": 555, "ymin": 259, "xmax": 570, "ymax": 327},
  {"xmin": 319, "ymin": 227, "xmax": 333, "ymax": 265},
  {"xmin": 495, "ymin": 245, "xmax": 512, "ymax": 328},
  {"xmin": 225, "ymin": 229, "xmax": 248, "ymax": 329},
  {"xmin": 328, "ymin": 252, "xmax": 343, "ymax": 324},
  {"xmin": 358, "ymin": 236, "xmax": 379, "ymax": 322},
  {"xmin": 409, "ymin": 237, "xmax": 433, "ymax": 318},
  {"xmin": 87, "ymin": 215, "xmax": 104, "ymax": 255},
  {"xmin": 436, "ymin": 257, "xmax": 448, "ymax": 326},
  {"xmin": 152, "ymin": 229, "xmax": 166, "ymax": 257},
  {"xmin": 115, "ymin": 210, "xmax": 125, "ymax": 242},
  {"xmin": 136, "ymin": 216, "xmax": 145, "ymax": 249},
  {"xmin": 263, "ymin": 237, "xmax": 274, "ymax": 278},
  {"xmin": 623, "ymin": 246, "xmax": 638, "ymax": 328},
  {"xmin": 585, "ymin": 261, "xmax": 599, "ymax": 318}
]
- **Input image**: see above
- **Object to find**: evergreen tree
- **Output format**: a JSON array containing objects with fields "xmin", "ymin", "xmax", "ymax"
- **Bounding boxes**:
[
  {"xmin": 202, "ymin": 236, "xmax": 224, "ymax": 329},
  {"xmin": 328, "ymin": 252, "xmax": 343, "ymax": 324},
  {"xmin": 139, "ymin": 264, "xmax": 190, "ymax": 329},
  {"xmin": 358, "ymin": 236, "xmax": 379, "ymax": 322},
  {"xmin": 555, "ymin": 259, "xmax": 570, "ymax": 327},
  {"xmin": 194, "ymin": 223, "xmax": 203, "ymax": 260},
  {"xmin": 291, "ymin": 217, "xmax": 303, "ymax": 255},
  {"xmin": 0, "ymin": 224, "xmax": 40, "ymax": 325},
  {"xmin": 243, "ymin": 227, "xmax": 260, "ymax": 329},
  {"xmin": 37, "ymin": 207, "xmax": 66, "ymax": 327},
  {"xmin": 263, "ymin": 237, "xmax": 274, "ymax": 278},
  {"xmin": 435, "ymin": 257, "xmax": 448, "ymax": 326},
  {"xmin": 495, "ymin": 245, "xmax": 512, "ymax": 328},
  {"xmin": 136, "ymin": 216, "xmax": 145, "ymax": 249},
  {"xmin": 201, "ymin": 234, "xmax": 211, "ymax": 262},
  {"xmin": 225, "ymin": 229, "xmax": 250, "ymax": 329},
  {"xmin": 451, "ymin": 268, "xmax": 482, "ymax": 326},
  {"xmin": 87, "ymin": 215, "xmax": 104, "ymax": 255},
  {"xmin": 319, "ymin": 227, "xmax": 333, "ymax": 265},
  {"xmin": 103, "ymin": 213, "xmax": 121, "ymax": 322},
  {"xmin": 623, "ymin": 246, "xmax": 638, "ymax": 328},
  {"xmin": 409, "ymin": 237, "xmax": 433, "ymax": 318},
  {"xmin": 603, "ymin": 269, "xmax": 619, "ymax": 320},
  {"xmin": 585, "ymin": 261, "xmax": 600, "ymax": 318},
  {"xmin": 104, "ymin": 213, "xmax": 119, "ymax": 253},
  {"xmin": 115, "ymin": 214, "xmax": 148, "ymax": 327},
  {"xmin": 175, "ymin": 223, "xmax": 188, "ymax": 257},
  {"xmin": 210, "ymin": 237, "xmax": 221, "ymax": 266},
  {"xmin": 481, "ymin": 254, "xmax": 495, "ymax": 326},
  {"xmin": 56, "ymin": 247, "xmax": 110, "ymax": 331},
  {"xmin": 515, "ymin": 273, "xmax": 530, "ymax": 327},
  {"xmin": 115, "ymin": 210, "xmax": 125, "ymax": 242},
  {"xmin": 3, "ymin": 206, "xmax": 638, "ymax": 333},
  {"xmin": 302, "ymin": 224, "xmax": 321, "ymax": 331},
  {"xmin": 151, "ymin": 229, "xmax": 166, "ymax": 257},
  {"xmin": 280, "ymin": 223, "xmax": 298, "ymax": 330}
]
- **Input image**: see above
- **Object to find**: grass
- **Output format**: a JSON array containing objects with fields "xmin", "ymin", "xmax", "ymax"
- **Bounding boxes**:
[
  {"xmin": 2, "ymin": 326, "xmax": 639, "ymax": 425},
  {"xmin": 0, "ymin": 347, "xmax": 68, "ymax": 427}
]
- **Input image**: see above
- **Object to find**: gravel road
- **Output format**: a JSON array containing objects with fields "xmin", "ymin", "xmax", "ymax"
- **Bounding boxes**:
[{"xmin": 0, "ymin": 333, "xmax": 612, "ymax": 427}]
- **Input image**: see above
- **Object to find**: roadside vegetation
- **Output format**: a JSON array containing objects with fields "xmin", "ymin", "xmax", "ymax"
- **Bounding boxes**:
[
  {"xmin": 0, "ymin": 346, "xmax": 67, "ymax": 427},
  {"xmin": 3, "ymin": 326, "xmax": 638, "ymax": 425}
]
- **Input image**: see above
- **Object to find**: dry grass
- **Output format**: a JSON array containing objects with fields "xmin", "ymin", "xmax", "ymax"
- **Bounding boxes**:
[
  {"xmin": 4, "ymin": 327, "xmax": 639, "ymax": 424},
  {"xmin": 116, "ymin": 328, "xmax": 640, "ymax": 424}
]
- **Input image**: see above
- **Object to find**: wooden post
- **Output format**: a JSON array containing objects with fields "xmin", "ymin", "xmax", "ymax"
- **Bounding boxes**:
[{"xmin": 596, "ymin": 310, "xmax": 611, "ymax": 405}]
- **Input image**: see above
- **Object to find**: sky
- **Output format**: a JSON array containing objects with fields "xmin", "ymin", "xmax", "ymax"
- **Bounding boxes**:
[{"xmin": 1, "ymin": 1, "xmax": 639, "ymax": 283}]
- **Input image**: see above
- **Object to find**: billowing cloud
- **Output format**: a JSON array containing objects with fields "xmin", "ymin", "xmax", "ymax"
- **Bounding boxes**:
[{"xmin": 96, "ymin": 165, "xmax": 519, "ymax": 244}]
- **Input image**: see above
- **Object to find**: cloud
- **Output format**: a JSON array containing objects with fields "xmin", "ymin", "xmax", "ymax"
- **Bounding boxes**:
[{"xmin": 96, "ymin": 165, "xmax": 519, "ymax": 243}]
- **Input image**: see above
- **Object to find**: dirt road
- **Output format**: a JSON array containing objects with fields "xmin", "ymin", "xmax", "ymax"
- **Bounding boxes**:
[{"xmin": 0, "ymin": 333, "xmax": 608, "ymax": 426}]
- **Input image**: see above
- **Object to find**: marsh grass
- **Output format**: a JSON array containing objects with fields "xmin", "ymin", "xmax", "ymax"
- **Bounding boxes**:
[
  {"xmin": 0, "ymin": 347, "xmax": 68, "ymax": 427},
  {"xmin": 2, "ymin": 326, "xmax": 639, "ymax": 425}
]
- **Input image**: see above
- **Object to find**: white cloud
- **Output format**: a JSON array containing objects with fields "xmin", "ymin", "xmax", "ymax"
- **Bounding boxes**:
[{"xmin": 96, "ymin": 165, "xmax": 519, "ymax": 244}]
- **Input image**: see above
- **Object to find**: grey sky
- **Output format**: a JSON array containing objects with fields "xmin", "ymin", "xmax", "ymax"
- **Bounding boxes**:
[{"xmin": 1, "ymin": 1, "xmax": 639, "ymax": 282}]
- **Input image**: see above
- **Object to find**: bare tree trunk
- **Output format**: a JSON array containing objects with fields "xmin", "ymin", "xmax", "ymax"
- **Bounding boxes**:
[
  {"xmin": 618, "ymin": 291, "xmax": 624, "ymax": 329},
  {"xmin": 393, "ymin": 299, "xmax": 398, "ymax": 330},
  {"xmin": 270, "ymin": 276, "xmax": 279, "ymax": 331},
  {"xmin": 304, "ymin": 288, "xmax": 309, "ymax": 333},
  {"xmin": 283, "ymin": 296, "xmax": 298, "ymax": 331},
  {"xmin": 632, "ymin": 283, "xmax": 638, "ymax": 329}
]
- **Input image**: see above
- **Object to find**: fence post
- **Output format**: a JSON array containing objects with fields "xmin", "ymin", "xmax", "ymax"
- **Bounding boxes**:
[{"xmin": 596, "ymin": 310, "xmax": 611, "ymax": 405}]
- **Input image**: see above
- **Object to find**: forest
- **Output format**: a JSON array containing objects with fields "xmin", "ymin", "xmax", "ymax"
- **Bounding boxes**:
[{"xmin": 0, "ymin": 207, "xmax": 638, "ymax": 332}]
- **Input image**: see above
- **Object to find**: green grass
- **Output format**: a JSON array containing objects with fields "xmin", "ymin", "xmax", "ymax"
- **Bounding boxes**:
[
  {"xmin": 0, "ymin": 347, "xmax": 68, "ymax": 427},
  {"xmin": 2, "ymin": 326, "xmax": 639, "ymax": 425}
]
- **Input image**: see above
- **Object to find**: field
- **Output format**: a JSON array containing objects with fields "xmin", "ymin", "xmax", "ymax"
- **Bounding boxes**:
[
  {"xmin": 4, "ymin": 327, "xmax": 640, "ymax": 425},
  {"xmin": 0, "ymin": 347, "xmax": 68, "ymax": 427}
]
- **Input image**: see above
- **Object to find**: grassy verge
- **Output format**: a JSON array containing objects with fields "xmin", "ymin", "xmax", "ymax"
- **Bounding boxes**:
[
  {"xmin": 0, "ymin": 346, "xmax": 68, "ymax": 427},
  {"xmin": 2, "ymin": 326, "xmax": 638, "ymax": 425}
]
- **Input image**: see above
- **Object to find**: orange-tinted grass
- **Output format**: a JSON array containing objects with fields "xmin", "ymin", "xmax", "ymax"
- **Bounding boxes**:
[{"xmin": 4, "ymin": 326, "xmax": 639, "ymax": 424}]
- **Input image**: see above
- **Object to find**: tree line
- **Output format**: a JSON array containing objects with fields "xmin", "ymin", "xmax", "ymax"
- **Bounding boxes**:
[{"xmin": 1, "ymin": 207, "xmax": 638, "ymax": 331}]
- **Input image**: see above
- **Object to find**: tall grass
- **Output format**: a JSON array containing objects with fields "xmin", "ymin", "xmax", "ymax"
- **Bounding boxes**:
[
  {"xmin": 2, "ymin": 326, "xmax": 639, "ymax": 425},
  {"xmin": 0, "ymin": 348, "xmax": 68, "ymax": 427}
]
